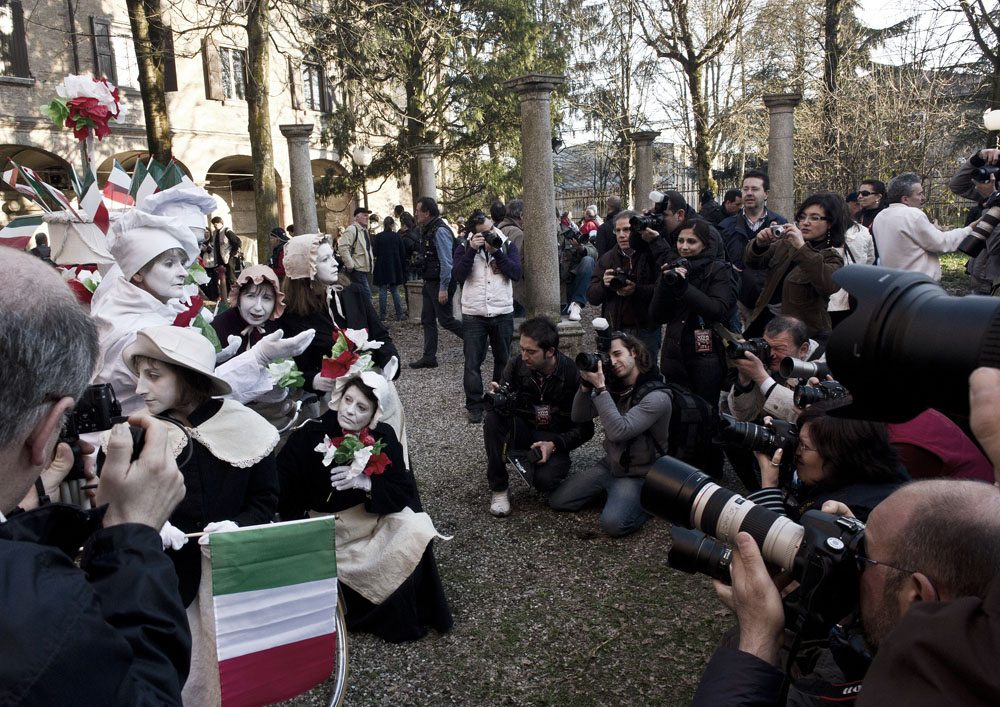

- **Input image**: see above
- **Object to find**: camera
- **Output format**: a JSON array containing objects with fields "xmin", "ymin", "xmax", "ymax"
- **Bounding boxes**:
[
  {"xmin": 668, "ymin": 527, "xmax": 732, "ymax": 582},
  {"xmin": 642, "ymin": 457, "xmax": 867, "ymax": 631},
  {"xmin": 779, "ymin": 357, "xmax": 830, "ymax": 380},
  {"xmin": 630, "ymin": 212, "xmax": 666, "ymax": 235},
  {"xmin": 957, "ymin": 190, "xmax": 1000, "ymax": 257},
  {"xmin": 508, "ymin": 446, "xmax": 543, "ymax": 486},
  {"xmin": 826, "ymin": 265, "xmax": 1000, "ymax": 421},
  {"xmin": 483, "ymin": 230, "xmax": 504, "ymax": 250},
  {"xmin": 607, "ymin": 268, "xmax": 631, "ymax": 293},
  {"xmin": 726, "ymin": 337, "xmax": 771, "ymax": 362},
  {"xmin": 771, "ymin": 224, "xmax": 786, "ymax": 238},
  {"xmin": 971, "ymin": 165, "xmax": 999, "ymax": 183},
  {"xmin": 577, "ymin": 319, "xmax": 614, "ymax": 373},
  {"xmin": 718, "ymin": 413, "xmax": 799, "ymax": 457},
  {"xmin": 794, "ymin": 380, "xmax": 850, "ymax": 408},
  {"xmin": 662, "ymin": 257, "xmax": 690, "ymax": 287},
  {"xmin": 60, "ymin": 384, "xmax": 129, "ymax": 482},
  {"xmin": 484, "ymin": 381, "xmax": 518, "ymax": 417}
]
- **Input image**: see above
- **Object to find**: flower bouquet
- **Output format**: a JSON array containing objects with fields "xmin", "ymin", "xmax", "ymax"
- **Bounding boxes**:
[
  {"xmin": 314, "ymin": 429, "xmax": 391, "ymax": 500},
  {"xmin": 266, "ymin": 358, "xmax": 305, "ymax": 389},
  {"xmin": 320, "ymin": 328, "xmax": 385, "ymax": 379},
  {"xmin": 42, "ymin": 75, "xmax": 126, "ymax": 142}
]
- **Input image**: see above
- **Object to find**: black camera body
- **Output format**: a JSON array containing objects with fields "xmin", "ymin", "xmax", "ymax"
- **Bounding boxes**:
[
  {"xmin": 727, "ymin": 337, "xmax": 771, "ymax": 362},
  {"xmin": 484, "ymin": 381, "xmax": 518, "ymax": 417},
  {"xmin": 607, "ymin": 268, "xmax": 631, "ymax": 293},
  {"xmin": 718, "ymin": 413, "xmax": 799, "ymax": 457},
  {"xmin": 662, "ymin": 257, "xmax": 690, "ymax": 287},
  {"xmin": 630, "ymin": 212, "xmax": 665, "ymax": 235},
  {"xmin": 60, "ymin": 384, "xmax": 125, "ymax": 481},
  {"xmin": 971, "ymin": 165, "xmax": 999, "ymax": 183},
  {"xmin": 958, "ymin": 190, "xmax": 1000, "ymax": 257},
  {"xmin": 575, "ymin": 350, "xmax": 611, "ymax": 373},
  {"xmin": 794, "ymin": 380, "xmax": 851, "ymax": 408},
  {"xmin": 483, "ymin": 230, "xmax": 504, "ymax": 250}
]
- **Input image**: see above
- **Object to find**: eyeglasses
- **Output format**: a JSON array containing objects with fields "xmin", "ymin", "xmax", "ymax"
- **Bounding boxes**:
[
  {"xmin": 857, "ymin": 190, "xmax": 877, "ymax": 197},
  {"xmin": 796, "ymin": 214, "xmax": 830, "ymax": 223}
]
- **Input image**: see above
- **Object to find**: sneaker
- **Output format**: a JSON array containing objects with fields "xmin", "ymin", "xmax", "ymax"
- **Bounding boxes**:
[
  {"xmin": 409, "ymin": 357, "xmax": 439, "ymax": 369},
  {"xmin": 567, "ymin": 301, "xmax": 582, "ymax": 321},
  {"xmin": 490, "ymin": 490, "xmax": 511, "ymax": 517},
  {"xmin": 468, "ymin": 408, "xmax": 484, "ymax": 423}
]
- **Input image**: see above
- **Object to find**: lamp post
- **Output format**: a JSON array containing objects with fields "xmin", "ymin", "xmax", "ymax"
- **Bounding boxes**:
[{"xmin": 351, "ymin": 146, "xmax": 373, "ymax": 210}]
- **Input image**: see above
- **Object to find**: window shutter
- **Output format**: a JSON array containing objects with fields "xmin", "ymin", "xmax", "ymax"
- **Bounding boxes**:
[
  {"xmin": 288, "ymin": 56, "xmax": 304, "ymax": 110},
  {"xmin": 90, "ymin": 16, "xmax": 117, "ymax": 83},
  {"xmin": 202, "ymin": 37, "xmax": 223, "ymax": 100},
  {"xmin": 162, "ymin": 28, "xmax": 177, "ymax": 92},
  {"xmin": 6, "ymin": 1, "xmax": 29, "ymax": 77}
]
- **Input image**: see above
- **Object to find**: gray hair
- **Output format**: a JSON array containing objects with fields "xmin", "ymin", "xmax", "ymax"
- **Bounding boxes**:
[
  {"xmin": 506, "ymin": 199, "xmax": 524, "ymax": 220},
  {"xmin": 887, "ymin": 173, "xmax": 921, "ymax": 204},
  {"xmin": 0, "ymin": 250, "xmax": 99, "ymax": 447}
]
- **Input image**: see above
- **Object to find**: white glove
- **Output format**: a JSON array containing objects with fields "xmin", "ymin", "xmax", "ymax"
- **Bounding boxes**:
[
  {"xmin": 216, "ymin": 335, "xmax": 242, "ymax": 365},
  {"xmin": 159, "ymin": 521, "xmax": 188, "ymax": 551},
  {"xmin": 251, "ymin": 329, "xmax": 316, "ymax": 367},
  {"xmin": 312, "ymin": 373, "xmax": 337, "ymax": 393},
  {"xmin": 330, "ymin": 466, "xmax": 372, "ymax": 492},
  {"xmin": 382, "ymin": 355, "xmax": 399, "ymax": 381},
  {"xmin": 197, "ymin": 519, "xmax": 240, "ymax": 546}
]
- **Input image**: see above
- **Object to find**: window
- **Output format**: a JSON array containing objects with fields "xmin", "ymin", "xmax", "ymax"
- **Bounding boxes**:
[
  {"xmin": 0, "ymin": 0, "xmax": 29, "ymax": 78},
  {"xmin": 302, "ymin": 63, "xmax": 326, "ymax": 112},
  {"xmin": 91, "ymin": 17, "xmax": 116, "ymax": 83},
  {"xmin": 220, "ymin": 47, "xmax": 246, "ymax": 100},
  {"xmin": 111, "ymin": 23, "xmax": 138, "ymax": 89}
]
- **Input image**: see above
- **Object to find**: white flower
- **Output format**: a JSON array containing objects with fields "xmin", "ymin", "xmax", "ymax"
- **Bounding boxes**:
[
  {"xmin": 56, "ymin": 74, "xmax": 125, "ymax": 120},
  {"xmin": 77, "ymin": 269, "xmax": 101, "ymax": 287},
  {"xmin": 344, "ymin": 327, "xmax": 384, "ymax": 351},
  {"xmin": 266, "ymin": 359, "xmax": 295, "ymax": 385},
  {"xmin": 198, "ymin": 305, "xmax": 214, "ymax": 324},
  {"xmin": 345, "ymin": 352, "xmax": 374, "ymax": 377},
  {"xmin": 189, "ymin": 268, "xmax": 209, "ymax": 285},
  {"xmin": 349, "ymin": 446, "xmax": 373, "ymax": 477},
  {"xmin": 314, "ymin": 435, "xmax": 338, "ymax": 467}
]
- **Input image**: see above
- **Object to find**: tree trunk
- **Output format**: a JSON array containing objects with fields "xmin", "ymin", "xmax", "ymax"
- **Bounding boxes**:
[
  {"xmin": 687, "ymin": 62, "xmax": 711, "ymax": 196},
  {"xmin": 822, "ymin": 0, "xmax": 842, "ymax": 160},
  {"xmin": 246, "ymin": 0, "xmax": 279, "ymax": 261},
  {"xmin": 126, "ymin": 0, "xmax": 171, "ymax": 163}
]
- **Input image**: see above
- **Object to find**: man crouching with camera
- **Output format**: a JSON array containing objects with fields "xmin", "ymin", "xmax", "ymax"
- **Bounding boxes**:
[
  {"xmin": 484, "ymin": 318, "xmax": 594, "ymax": 517},
  {"xmin": 549, "ymin": 333, "xmax": 671, "ymax": 537}
]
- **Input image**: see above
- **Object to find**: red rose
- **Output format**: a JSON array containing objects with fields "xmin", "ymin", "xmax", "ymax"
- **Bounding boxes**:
[
  {"xmin": 365, "ymin": 452, "xmax": 391, "ymax": 476},
  {"xmin": 359, "ymin": 428, "xmax": 375, "ymax": 447},
  {"xmin": 172, "ymin": 295, "xmax": 204, "ymax": 328},
  {"xmin": 330, "ymin": 435, "xmax": 345, "ymax": 448},
  {"xmin": 320, "ymin": 349, "xmax": 359, "ymax": 378}
]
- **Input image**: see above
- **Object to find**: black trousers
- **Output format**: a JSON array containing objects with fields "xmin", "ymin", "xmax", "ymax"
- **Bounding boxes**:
[
  {"xmin": 483, "ymin": 409, "xmax": 572, "ymax": 493},
  {"xmin": 420, "ymin": 279, "xmax": 464, "ymax": 359}
]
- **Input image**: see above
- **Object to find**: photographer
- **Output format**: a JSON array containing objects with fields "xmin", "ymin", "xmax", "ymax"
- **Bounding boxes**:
[
  {"xmin": 558, "ymin": 219, "xmax": 598, "ymax": 321},
  {"xmin": 549, "ymin": 334, "xmax": 671, "ymax": 537},
  {"xmin": 949, "ymin": 148, "xmax": 1000, "ymax": 295},
  {"xmin": 0, "ymin": 249, "xmax": 190, "ymax": 704},
  {"xmin": 727, "ymin": 316, "xmax": 821, "ymax": 424},
  {"xmin": 587, "ymin": 210, "xmax": 660, "ymax": 358},
  {"xmin": 483, "ymin": 318, "xmax": 594, "ymax": 517},
  {"xmin": 453, "ymin": 210, "xmax": 522, "ymax": 424}
]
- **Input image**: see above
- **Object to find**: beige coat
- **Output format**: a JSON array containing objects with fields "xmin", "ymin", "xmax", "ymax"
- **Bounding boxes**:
[{"xmin": 338, "ymin": 222, "xmax": 373, "ymax": 273}]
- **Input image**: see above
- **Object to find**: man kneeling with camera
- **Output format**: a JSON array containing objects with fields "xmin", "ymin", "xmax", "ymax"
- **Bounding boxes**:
[
  {"xmin": 484, "ymin": 318, "xmax": 594, "ymax": 517},
  {"xmin": 550, "ymin": 333, "xmax": 671, "ymax": 537}
]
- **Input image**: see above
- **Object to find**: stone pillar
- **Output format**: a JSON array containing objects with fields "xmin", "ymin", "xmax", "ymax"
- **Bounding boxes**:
[
  {"xmin": 762, "ymin": 93, "xmax": 802, "ymax": 220},
  {"xmin": 629, "ymin": 130, "xmax": 660, "ymax": 211},
  {"xmin": 504, "ymin": 73, "xmax": 564, "ymax": 322},
  {"xmin": 279, "ymin": 124, "xmax": 319, "ymax": 235},
  {"xmin": 414, "ymin": 144, "xmax": 441, "ymax": 199}
]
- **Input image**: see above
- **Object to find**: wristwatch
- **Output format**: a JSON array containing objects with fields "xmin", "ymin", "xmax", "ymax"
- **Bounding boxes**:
[{"xmin": 593, "ymin": 386, "xmax": 607, "ymax": 396}]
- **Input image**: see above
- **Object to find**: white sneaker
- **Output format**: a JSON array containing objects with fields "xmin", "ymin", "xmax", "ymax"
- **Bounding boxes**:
[
  {"xmin": 490, "ymin": 490, "xmax": 511, "ymax": 517},
  {"xmin": 567, "ymin": 301, "xmax": 582, "ymax": 321}
]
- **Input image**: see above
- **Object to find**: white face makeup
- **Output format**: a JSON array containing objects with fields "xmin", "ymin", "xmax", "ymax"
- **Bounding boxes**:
[
  {"xmin": 337, "ymin": 384, "xmax": 376, "ymax": 432},
  {"xmin": 134, "ymin": 250, "xmax": 188, "ymax": 303},
  {"xmin": 135, "ymin": 359, "xmax": 181, "ymax": 416},
  {"xmin": 315, "ymin": 243, "xmax": 339, "ymax": 286},
  {"xmin": 239, "ymin": 282, "xmax": 276, "ymax": 327}
]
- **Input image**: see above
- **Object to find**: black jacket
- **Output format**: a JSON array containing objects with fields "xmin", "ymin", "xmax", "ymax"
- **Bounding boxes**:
[
  {"xmin": 0, "ymin": 504, "xmax": 190, "ymax": 705},
  {"xmin": 211, "ymin": 306, "xmax": 281, "ymax": 355},
  {"xmin": 277, "ymin": 282, "xmax": 400, "ymax": 393},
  {"xmin": 595, "ymin": 209, "xmax": 620, "ymax": 257},
  {"xmin": 586, "ymin": 246, "xmax": 659, "ymax": 330},
  {"xmin": 498, "ymin": 351, "xmax": 595, "ymax": 453},
  {"xmin": 372, "ymin": 229, "xmax": 406, "ymax": 286}
]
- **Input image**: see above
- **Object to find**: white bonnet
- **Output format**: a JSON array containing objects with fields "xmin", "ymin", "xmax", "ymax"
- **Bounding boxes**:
[
  {"xmin": 107, "ymin": 208, "xmax": 200, "ymax": 281},
  {"xmin": 142, "ymin": 185, "xmax": 217, "ymax": 231}
]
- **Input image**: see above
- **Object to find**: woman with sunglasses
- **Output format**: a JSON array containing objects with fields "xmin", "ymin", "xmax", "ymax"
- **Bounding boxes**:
[{"xmin": 742, "ymin": 192, "xmax": 848, "ymax": 343}]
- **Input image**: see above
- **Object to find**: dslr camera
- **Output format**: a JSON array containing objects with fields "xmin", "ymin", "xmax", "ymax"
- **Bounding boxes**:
[
  {"xmin": 662, "ymin": 257, "xmax": 690, "ymax": 287},
  {"xmin": 726, "ymin": 336, "xmax": 771, "ymax": 362},
  {"xmin": 483, "ymin": 229, "xmax": 504, "ymax": 250},
  {"xmin": 60, "ymin": 384, "xmax": 138, "ymax": 482},
  {"xmin": 629, "ymin": 212, "xmax": 666, "ymax": 235},
  {"xmin": 717, "ymin": 413, "xmax": 799, "ymax": 457},
  {"xmin": 794, "ymin": 380, "xmax": 850, "ymax": 408},
  {"xmin": 576, "ymin": 319, "xmax": 613, "ymax": 373},
  {"xmin": 484, "ymin": 381, "xmax": 518, "ymax": 417},
  {"xmin": 607, "ymin": 268, "xmax": 631, "ymax": 293},
  {"xmin": 971, "ymin": 165, "xmax": 999, "ymax": 183}
]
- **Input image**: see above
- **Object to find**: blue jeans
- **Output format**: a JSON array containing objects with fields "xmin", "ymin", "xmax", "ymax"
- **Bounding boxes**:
[
  {"xmin": 349, "ymin": 269, "xmax": 373, "ymax": 302},
  {"xmin": 549, "ymin": 461, "xmax": 650, "ymax": 537},
  {"xmin": 567, "ymin": 256, "xmax": 595, "ymax": 306},
  {"xmin": 463, "ymin": 313, "xmax": 514, "ymax": 411},
  {"xmin": 379, "ymin": 284, "xmax": 404, "ymax": 320}
]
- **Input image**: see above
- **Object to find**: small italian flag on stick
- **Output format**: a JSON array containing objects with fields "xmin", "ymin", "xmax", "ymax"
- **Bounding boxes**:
[
  {"xmin": 0, "ymin": 215, "xmax": 44, "ymax": 251},
  {"xmin": 209, "ymin": 516, "xmax": 339, "ymax": 707}
]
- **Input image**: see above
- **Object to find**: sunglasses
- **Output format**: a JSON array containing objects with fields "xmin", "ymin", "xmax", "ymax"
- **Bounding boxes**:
[{"xmin": 857, "ymin": 190, "xmax": 878, "ymax": 197}]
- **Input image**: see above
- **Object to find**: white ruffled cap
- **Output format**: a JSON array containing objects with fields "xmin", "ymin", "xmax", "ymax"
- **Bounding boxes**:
[
  {"xmin": 142, "ymin": 185, "xmax": 217, "ymax": 231},
  {"xmin": 108, "ymin": 208, "xmax": 201, "ymax": 281},
  {"xmin": 330, "ymin": 370, "xmax": 388, "ymax": 427}
]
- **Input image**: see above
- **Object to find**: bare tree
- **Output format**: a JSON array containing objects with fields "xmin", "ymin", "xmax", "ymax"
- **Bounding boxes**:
[{"xmin": 126, "ymin": 0, "xmax": 173, "ymax": 163}]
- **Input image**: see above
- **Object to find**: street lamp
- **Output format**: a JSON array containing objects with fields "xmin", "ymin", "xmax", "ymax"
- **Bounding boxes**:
[{"xmin": 351, "ymin": 146, "xmax": 373, "ymax": 210}]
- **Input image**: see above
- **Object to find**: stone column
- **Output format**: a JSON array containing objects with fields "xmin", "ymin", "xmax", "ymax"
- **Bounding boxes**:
[
  {"xmin": 414, "ymin": 144, "xmax": 441, "ymax": 199},
  {"xmin": 628, "ymin": 130, "xmax": 660, "ymax": 211},
  {"xmin": 279, "ymin": 124, "xmax": 319, "ymax": 234},
  {"xmin": 762, "ymin": 93, "xmax": 802, "ymax": 220},
  {"xmin": 504, "ymin": 73, "xmax": 565, "ymax": 325}
]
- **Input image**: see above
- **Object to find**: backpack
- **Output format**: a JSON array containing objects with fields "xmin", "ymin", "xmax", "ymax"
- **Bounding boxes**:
[{"xmin": 631, "ymin": 379, "xmax": 718, "ymax": 473}]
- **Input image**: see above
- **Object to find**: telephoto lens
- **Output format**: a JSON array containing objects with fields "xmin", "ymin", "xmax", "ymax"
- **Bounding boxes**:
[
  {"xmin": 779, "ymin": 356, "xmax": 830, "ymax": 380},
  {"xmin": 717, "ymin": 413, "xmax": 799, "ymax": 457},
  {"xmin": 641, "ymin": 456, "xmax": 805, "ymax": 572},
  {"xmin": 668, "ymin": 527, "xmax": 732, "ymax": 582},
  {"xmin": 793, "ymin": 381, "xmax": 850, "ymax": 408},
  {"xmin": 957, "ymin": 197, "xmax": 1000, "ymax": 257}
]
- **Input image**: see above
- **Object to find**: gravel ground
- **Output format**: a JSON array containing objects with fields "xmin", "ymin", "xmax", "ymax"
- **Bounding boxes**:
[{"xmin": 281, "ymin": 306, "xmax": 728, "ymax": 707}]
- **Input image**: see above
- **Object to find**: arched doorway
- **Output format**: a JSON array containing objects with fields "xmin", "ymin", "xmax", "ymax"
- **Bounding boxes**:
[
  {"xmin": 205, "ymin": 156, "xmax": 283, "ymax": 264},
  {"xmin": 0, "ymin": 146, "xmax": 74, "ymax": 225}
]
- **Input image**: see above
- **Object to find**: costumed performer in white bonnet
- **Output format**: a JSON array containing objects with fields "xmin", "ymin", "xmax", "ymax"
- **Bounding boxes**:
[{"xmin": 90, "ymin": 185, "xmax": 315, "ymax": 415}]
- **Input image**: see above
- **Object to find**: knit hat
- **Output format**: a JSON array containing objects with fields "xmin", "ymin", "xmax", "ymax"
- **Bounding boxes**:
[
  {"xmin": 123, "ymin": 325, "xmax": 232, "ymax": 396},
  {"xmin": 107, "ymin": 208, "xmax": 200, "ymax": 281},
  {"xmin": 283, "ymin": 234, "xmax": 328, "ymax": 280},
  {"xmin": 227, "ymin": 264, "xmax": 286, "ymax": 318}
]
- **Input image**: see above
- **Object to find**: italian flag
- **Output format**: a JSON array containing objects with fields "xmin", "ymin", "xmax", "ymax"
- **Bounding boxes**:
[
  {"xmin": 0, "ymin": 215, "xmax": 44, "ymax": 251},
  {"xmin": 210, "ymin": 516, "xmax": 339, "ymax": 707}
]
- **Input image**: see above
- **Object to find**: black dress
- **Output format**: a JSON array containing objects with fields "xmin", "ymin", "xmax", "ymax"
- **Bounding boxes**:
[{"xmin": 277, "ymin": 411, "xmax": 452, "ymax": 642}]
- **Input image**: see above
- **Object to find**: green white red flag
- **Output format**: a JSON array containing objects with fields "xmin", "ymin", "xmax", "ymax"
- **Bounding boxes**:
[
  {"xmin": 0, "ymin": 215, "xmax": 44, "ymax": 250},
  {"xmin": 209, "ymin": 516, "xmax": 339, "ymax": 707}
]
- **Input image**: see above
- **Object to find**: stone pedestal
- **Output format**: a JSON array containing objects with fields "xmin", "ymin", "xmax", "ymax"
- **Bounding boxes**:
[
  {"xmin": 503, "ymin": 73, "xmax": 565, "ymax": 322},
  {"xmin": 762, "ymin": 94, "xmax": 802, "ymax": 220},
  {"xmin": 414, "ymin": 144, "xmax": 441, "ymax": 199},
  {"xmin": 556, "ymin": 320, "xmax": 586, "ymax": 358},
  {"xmin": 278, "ymin": 124, "xmax": 319, "ymax": 235},
  {"xmin": 405, "ymin": 280, "xmax": 423, "ymax": 323},
  {"xmin": 629, "ymin": 130, "xmax": 660, "ymax": 211}
]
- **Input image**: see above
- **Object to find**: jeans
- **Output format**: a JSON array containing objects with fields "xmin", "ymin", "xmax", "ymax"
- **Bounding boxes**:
[
  {"xmin": 483, "ymin": 410, "xmax": 572, "ymax": 492},
  {"xmin": 349, "ymin": 269, "xmax": 373, "ymax": 302},
  {"xmin": 566, "ymin": 256, "xmax": 595, "ymax": 306},
  {"xmin": 420, "ymin": 279, "xmax": 464, "ymax": 359},
  {"xmin": 379, "ymin": 284, "xmax": 404, "ymax": 320},
  {"xmin": 549, "ymin": 461, "xmax": 650, "ymax": 537},
  {"xmin": 463, "ymin": 313, "xmax": 514, "ymax": 412}
]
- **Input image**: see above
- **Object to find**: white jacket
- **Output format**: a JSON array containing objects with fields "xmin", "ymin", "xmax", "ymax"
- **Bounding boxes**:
[
  {"xmin": 458, "ymin": 233, "xmax": 514, "ymax": 317},
  {"xmin": 873, "ymin": 203, "xmax": 970, "ymax": 280}
]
